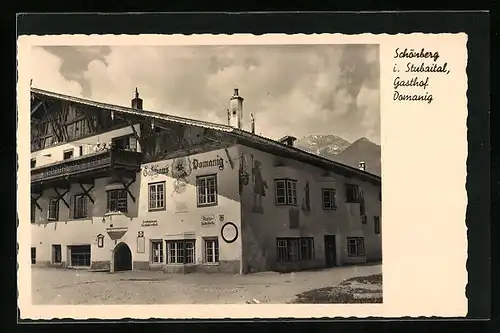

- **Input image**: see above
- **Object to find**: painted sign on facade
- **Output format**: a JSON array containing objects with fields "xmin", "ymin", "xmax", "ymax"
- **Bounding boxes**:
[
  {"xmin": 143, "ymin": 164, "xmax": 170, "ymax": 179},
  {"xmin": 192, "ymin": 156, "xmax": 225, "ymax": 171},
  {"xmin": 141, "ymin": 220, "xmax": 158, "ymax": 227},
  {"xmin": 201, "ymin": 214, "xmax": 216, "ymax": 226}
]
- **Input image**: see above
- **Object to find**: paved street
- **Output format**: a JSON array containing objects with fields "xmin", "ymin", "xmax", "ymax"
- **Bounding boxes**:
[{"xmin": 31, "ymin": 264, "xmax": 382, "ymax": 304}]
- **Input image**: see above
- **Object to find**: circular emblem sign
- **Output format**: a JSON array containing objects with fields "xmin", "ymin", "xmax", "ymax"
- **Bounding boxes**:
[{"xmin": 221, "ymin": 222, "xmax": 238, "ymax": 244}]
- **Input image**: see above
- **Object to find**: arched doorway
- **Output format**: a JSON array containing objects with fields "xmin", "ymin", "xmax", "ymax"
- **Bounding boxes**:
[{"xmin": 114, "ymin": 242, "xmax": 132, "ymax": 271}]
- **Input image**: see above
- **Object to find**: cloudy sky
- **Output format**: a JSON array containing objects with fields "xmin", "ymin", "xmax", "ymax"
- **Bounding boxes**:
[{"xmin": 30, "ymin": 44, "xmax": 380, "ymax": 144}]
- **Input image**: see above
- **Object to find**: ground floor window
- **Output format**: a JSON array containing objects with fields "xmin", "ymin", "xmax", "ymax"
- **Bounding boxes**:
[
  {"xmin": 151, "ymin": 240, "xmax": 164, "ymax": 264},
  {"xmin": 31, "ymin": 247, "xmax": 36, "ymax": 264},
  {"xmin": 166, "ymin": 240, "xmax": 195, "ymax": 264},
  {"xmin": 374, "ymin": 216, "xmax": 381, "ymax": 235},
  {"xmin": 68, "ymin": 245, "xmax": 91, "ymax": 267},
  {"xmin": 52, "ymin": 244, "xmax": 62, "ymax": 264},
  {"xmin": 204, "ymin": 238, "xmax": 219, "ymax": 263},
  {"xmin": 277, "ymin": 237, "xmax": 315, "ymax": 262},
  {"xmin": 347, "ymin": 237, "xmax": 365, "ymax": 257}
]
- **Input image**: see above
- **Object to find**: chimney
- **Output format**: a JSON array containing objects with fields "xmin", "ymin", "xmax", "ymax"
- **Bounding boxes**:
[
  {"xmin": 358, "ymin": 161, "xmax": 366, "ymax": 171},
  {"xmin": 229, "ymin": 88, "xmax": 244, "ymax": 129},
  {"xmin": 131, "ymin": 87, "xmax": 143, "ymax": 110},
  {"xmin": 279, "ymin": 135, "xmax": 297, "ymax": 147},
  {"xmin": 250, "ymin": 113, "xmax": 255, "ymax": 134}
]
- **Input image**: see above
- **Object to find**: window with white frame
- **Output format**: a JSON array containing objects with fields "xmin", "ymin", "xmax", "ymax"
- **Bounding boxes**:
[
  {"xmin": 374, "ymin": 216, "xmax": 381, "ymax": 235},
  {"xmin": 277, "ymin": 237, "xmax": 314, "ymax": 262},
  {"xmin": 204, "ymin": 238, "xmax": 219, "ymax": 264},
  {"xmin": 275, "ymin": 179, "xmax": 298, "ymax": 205},
  {"xmin": 322, "ymin": 188, "xmax": 337, "ymax": 210},
  {"xmin": 347, "ymin": 237, "xmax": 365, "ymax": 257},
  {"xmin": 47, "ymin": 199, "xmax": 59, "ymax": 221},
  {"xmin": 73, "ymin": 194, "xmax": 88, "ymax": 219},
  {"xmin": 196, "ymin": 175, "xmax": 218, "ymax": 207},
  {"xmin": 151, "ymin": 240, "xmax": 164, "ymax": 264},
  {"xmin": 166, "ymin": 240, "xmax": 195, "ymax": 264},
  {"xmin": 106, "ymin": 189, "xmax": 128, "ymax": 212},
  {"xmin": 148, "ymin": 182, "xmax": 166, "ymax": 211}
]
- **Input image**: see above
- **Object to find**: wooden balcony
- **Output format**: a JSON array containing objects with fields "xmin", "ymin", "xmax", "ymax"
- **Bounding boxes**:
[{"xmin": 31, "ymin": 148, "xmax": 143, "ymax": 187}]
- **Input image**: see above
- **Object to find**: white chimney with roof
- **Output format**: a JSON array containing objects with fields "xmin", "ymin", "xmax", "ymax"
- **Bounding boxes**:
[
  {"xmin": 229, "ymin": 88, "xmax": 244, "ymax": 129},
  {"xmin": 359, "ymin": 161, "xmax": 366, "ymax": 171}
]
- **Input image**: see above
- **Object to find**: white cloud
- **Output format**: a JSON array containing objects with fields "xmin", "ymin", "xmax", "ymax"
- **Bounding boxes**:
[
  {"xmin": 34, "ymin": 45, "xmax": 381, "ymax": 144},
  {"xmin": 30, "ymin": 47, "xmax": 83, "ymax": 97}
]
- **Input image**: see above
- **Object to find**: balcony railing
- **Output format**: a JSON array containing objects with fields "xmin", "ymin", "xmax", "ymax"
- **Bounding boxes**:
[{"xmin": 31, "ymin": 149, "xmax": 142, "ymax": 183}]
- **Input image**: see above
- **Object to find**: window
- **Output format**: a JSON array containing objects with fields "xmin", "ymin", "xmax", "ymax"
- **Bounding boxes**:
[
  {"xmin": 275, "ymin": 179, "xmax": 298, "ymax": 205},
  {"xmin": 204, "ymin": 238, "xmax": 219, "ymax": 264},
  {"xmin": 106, "ymin": 189, "xmax": 128, "ymax": 212},
  {"xmin": 79, "ymin": 145, "xmax": 83, "ymax": 156},
  {"xmin": 166, "ymin": 240, "xmax": 195, "ymax": 264},
  {"xmin": 112, "ymin": 135, "xmax": 137, "ymax": 151},
  {"xmin": 300, "ymin": 238, "xmax": 315, "ymax": 260},
  {"xmin": 31, "ymin": 247, "xmax": 36, "ymax": 264},
  {"xmin": 374, "ymin": 216, "xmax": 381, "ymax": 235},
  {"xmin": 379, "ymin": 190, "xmax": 382, "ymax": 201},
  {"xmin": 361, "ymin": 214, "xmax": 367, "ymax": 224},
  {"xmin": 47, "ymin": 199, "xmax": 59, "ymax": 221},
  {"xmin": 63, "ymin": 149, "xmax": 74, "ymax": 160},
  {"xmin": 52, "ymin": 244, "xmax": 62, "ymax": 264},
  {"xmin": 322, "ymin": 188, "xmax": 337, "ymax": 210},
  {"xmin": 73, "ymin": 195, "xmax": 88, "ymax": 219},
  {"xmin": 277, "ymin": 237, "xmax": 314, "ymax": 262},
  {"xmin": 347, "ymin": 237, "xmax": 365, "ymax": 257},
  {"xmin": 30, "ymin": 158, "xmax": 36, "ymax": 168},
  {"xmin": 69, "ymin": 245, "xmax": 91, "ymax": 267},
  {"xmin": 345, "ymin": 184, "xmax": 360, "ymax": 203},
  {"xmin": 148, "ymin": 182, "xmax": 166, "ymax": 211},
  {"xmin": 151, "ymin": 240, "xmax": 164, "ymax": 264},
  {"xmin": 197, "ymin": 175, "xmax": 218, "ymax": 207}
]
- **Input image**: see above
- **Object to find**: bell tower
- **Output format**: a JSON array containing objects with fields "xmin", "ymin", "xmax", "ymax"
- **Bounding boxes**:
[{"xmin": 228, "ymin": 88, "xmax": 244, "ymax": 129}]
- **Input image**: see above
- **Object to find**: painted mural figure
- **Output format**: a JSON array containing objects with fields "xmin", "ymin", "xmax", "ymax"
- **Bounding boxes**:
[
  {"xmin": 238, "ymin": 154, "xmax": 250, "ymax": 195},
  {"xmin": 302, "ymin": 180, "xmax": 311, "ymax": 212},
  {"xmin": 251, "ymin": 155, "xmax": 268, "ymax": 214},
  {"xmin": 171, "ymin": 157, "xmax": 192, "ymax": 194}
]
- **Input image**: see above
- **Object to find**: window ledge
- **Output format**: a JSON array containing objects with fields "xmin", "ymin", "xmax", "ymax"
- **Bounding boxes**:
[
  {"xmin": 203, "ymin": 262, "xmax": 220, "ymax": 266},
  {"xmin": 166, "ymin": 263, "xmax": 196, "ymax": 266}
]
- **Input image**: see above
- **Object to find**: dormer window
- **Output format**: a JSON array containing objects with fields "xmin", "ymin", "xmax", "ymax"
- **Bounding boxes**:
[{"xmin": 30, "ymin": 158, "xmax": 36, "ymax": 168}]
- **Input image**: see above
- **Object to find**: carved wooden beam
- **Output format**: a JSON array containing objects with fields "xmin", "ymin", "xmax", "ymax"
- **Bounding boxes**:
[
  {"xmin": 78, "ymin": 183, "xmax": 95, "ymax": 204},
  {"xmin": 31, "ymin": 101, "xmax": 44, "ymax": 115},
  {"xmin": 116, "ymin": 173, "xmax": 136, "ymax": 203},
  {"xmin": 53, "ymin": 187, "xmax": 70, "ymax": 209},
  {"xmin": 31, "ymin": 193, "xmax": 43, "ymax": 211}
]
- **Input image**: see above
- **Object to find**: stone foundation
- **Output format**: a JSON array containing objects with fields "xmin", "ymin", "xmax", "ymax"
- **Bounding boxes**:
[
  {"xmin": 133, "ymin": 261, "xmax": 150, "ymax": 270},
  {"xmin": 91, "ymin": 261, "xmax": 110, "ymax": 270},
  {"xmin": 196, "ymin": 261, "xmax": 240, "ymax": 274},
  {"xmin": 274, "ymin": 259, "xmax": 325, "ymax": 273}
]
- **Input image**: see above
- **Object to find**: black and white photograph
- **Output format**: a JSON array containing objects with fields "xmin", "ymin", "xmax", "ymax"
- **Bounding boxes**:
[
  {"xmin": 17, "ymin": 32, "xmax": 469, "ymax": 319},
  {"xmin": 28, "ymin": 43, "xmax": 382, "ymax": 305}
]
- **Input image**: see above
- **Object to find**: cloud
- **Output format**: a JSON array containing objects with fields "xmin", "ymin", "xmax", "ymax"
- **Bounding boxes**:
[
  {"xmin": 30, "ymin": 47, "xmax": 83, "ymax": 97},
  {"xmin": 32, "ymin": 44, "xmax": 380, "ymax": 144}
]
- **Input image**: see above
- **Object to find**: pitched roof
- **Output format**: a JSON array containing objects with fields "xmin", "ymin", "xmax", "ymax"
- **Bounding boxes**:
[{"xmin": 31, "ymin": 88, "xmax": 381, "ymax": 184}]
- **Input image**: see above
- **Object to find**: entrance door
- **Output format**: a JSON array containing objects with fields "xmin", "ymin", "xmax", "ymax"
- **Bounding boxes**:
[
  {"xmin": 114, "ymin": 243, "xmax": 132, "ymax": 271},
  {"xmin": 324, "ymin": 235, "xmax": 337, "ymax": 267}
]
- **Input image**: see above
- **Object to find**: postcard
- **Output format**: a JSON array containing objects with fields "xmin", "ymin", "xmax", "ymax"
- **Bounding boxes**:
[{"xmin": 17, "ymin": 32, "xmax": 468, "ymax": 319}]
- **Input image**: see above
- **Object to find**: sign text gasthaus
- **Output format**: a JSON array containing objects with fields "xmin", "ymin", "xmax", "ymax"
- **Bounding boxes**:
[
  {"xmin": 192, "ymin": 156, "xmax": 225, "ymax": 171},
  {"xmin": 143, "ymin": 164, "xmax": 169, "ymax": 178}
]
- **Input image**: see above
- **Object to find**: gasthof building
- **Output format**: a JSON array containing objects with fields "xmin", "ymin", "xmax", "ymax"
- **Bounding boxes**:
[{"xmin": 30, "ymin": 88, "xmax": 382, "ymax": 274}]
